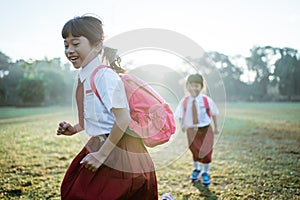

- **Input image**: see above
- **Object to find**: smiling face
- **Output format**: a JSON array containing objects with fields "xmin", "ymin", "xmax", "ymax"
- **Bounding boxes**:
[
  {"xmin": 186, "ymin": 74, "xmax": 204, "ymax": 97},
  {"xmin": 61, "ymin": 16, "xmax": 104, "ymax": 69},
  {"xmin": 187, "ymin": 82, "xmax": 202, "ymax": 97},
  {"xmin": 64, "ymin": 34, "xmax": 97, "ymax": 69}
]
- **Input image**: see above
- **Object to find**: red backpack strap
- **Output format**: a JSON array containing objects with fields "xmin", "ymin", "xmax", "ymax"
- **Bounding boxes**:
[
  {"xmin": 203, "ymin": 95, "xmax": 212, "ymax": 118},
  {"xmin": 90, "ymin": 65, "xmax": 112, "ymax": 104},
  {"xmin": 182, "ymin": 96, "xmax": 189, "ymax": 123}
]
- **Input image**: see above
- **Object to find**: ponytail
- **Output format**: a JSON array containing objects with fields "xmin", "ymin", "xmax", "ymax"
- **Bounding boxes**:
[{"xmin": 102, "ymin": 46, "xmax": 126, "ymax": 73}]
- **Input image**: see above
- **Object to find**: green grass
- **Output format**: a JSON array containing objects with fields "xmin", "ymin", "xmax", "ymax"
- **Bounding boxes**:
[
  {"xmin": 0, "ymin": 106, "xmax": 73, "ymax": 119},
  {"xmin": 0, "ymin": 103, "xmax": 299, "ymax": 199}
]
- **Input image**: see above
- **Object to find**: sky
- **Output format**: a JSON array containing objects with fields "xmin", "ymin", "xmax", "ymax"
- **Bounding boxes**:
[{"xmin": 1, "ymin": 0, "xmax": 300, "ymax": 63}]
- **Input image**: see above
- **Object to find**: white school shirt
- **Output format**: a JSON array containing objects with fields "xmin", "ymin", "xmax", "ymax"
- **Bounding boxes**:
[
  {"xmin": 78, "ymin": 56, "xmax": 129, "ymax": 136},
  {"xmin": 175, "ymin": 94, "xmax": 219, "ymax": 129}
]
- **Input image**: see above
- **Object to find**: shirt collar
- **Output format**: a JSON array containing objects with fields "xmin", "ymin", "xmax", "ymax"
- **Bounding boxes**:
[
  {"xmin": 78, "ymin": 56, "xmax": 102, "ymax": 83},
  {"xmin": 191, "ymin": 94, "xmax": 203, "ymax": 102}
]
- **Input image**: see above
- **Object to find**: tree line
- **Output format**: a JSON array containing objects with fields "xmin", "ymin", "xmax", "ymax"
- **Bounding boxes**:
[
  {"xmin": 195, "ymin": 46, "xmax": 300, "ymax": 101},
  {"xmin": 0, "ymin": 54, "xmax": 76, "ymax": 106},
  {"xmin": 0, "ymin": 45, "xmax": 299, "ymax": 106}
]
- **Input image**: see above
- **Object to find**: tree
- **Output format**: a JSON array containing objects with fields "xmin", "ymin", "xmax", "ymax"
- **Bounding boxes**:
[
  {"xmin": 17, "ymin": 78, "xmax": 45, "ymax": 106},
  {"xmin": 3, "ymin": 63, "xmax": 24, "ymax": 105},
  {"xmin": 0, "ymin": 51, "xmax": 10, "ymax": 78},
  {"xmin": 0, "ymin": 52, "xmax": 17, "ymax": 105},
  {"xmin": 42, "ymin": 70, "xmax": 66, "ymax": 105},
  {"xmin": 274, "ymin": 48, "xmax": 300, "ymax": 100},
  {"xmin": 246, "ymin": 46, "xmax": 275, "ymax": 100},
  {"xmin": 38, "ymin": 58, "xmax": 76, "ymax": 105},
  {"xmin": 14, "ymin": 57, "xmax": 75, "ymax": 105},
  {"xmin": 207, "ymin": 51, "xmax": 250, "ymax": 101}
]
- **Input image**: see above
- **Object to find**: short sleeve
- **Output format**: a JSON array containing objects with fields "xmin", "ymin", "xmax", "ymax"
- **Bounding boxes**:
[
  {"xmin": 207, "ymin": 96, "xmax": 219, "ymax": 116},
  {"xmin": 94, "ymin": 68, "xmax": 128, "ymax": 111}
]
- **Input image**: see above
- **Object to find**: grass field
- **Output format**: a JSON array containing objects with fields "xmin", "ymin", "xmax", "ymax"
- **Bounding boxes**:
[{"xmin": 0, "ymin": 103, "xmax": 299, "ymax": 199}]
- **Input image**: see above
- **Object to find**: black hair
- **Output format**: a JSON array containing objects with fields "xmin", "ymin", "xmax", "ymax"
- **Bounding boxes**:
[
  {"xmin": 62, "ymin": 16, "xmax": 103, "ymax": 45},
  {"xmin": 62, "ymin": 15, "xmax": 126, "ymax": 73},
  {"xmin": 186, "ymin": 74, "xmax": 204, "ymax": 87}
]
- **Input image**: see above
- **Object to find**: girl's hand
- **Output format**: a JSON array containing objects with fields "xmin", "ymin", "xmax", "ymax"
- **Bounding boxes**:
[
  {"xmin": 214, "ymin": 129, "xmax": 220, "ymax": 135},
  {"xmin": 57, "ymin": 121, "xmax": 77, "ymax": 136},
  {"xmin": 80, "ymin": 152, "xmax": 102, "ymax": 172}
]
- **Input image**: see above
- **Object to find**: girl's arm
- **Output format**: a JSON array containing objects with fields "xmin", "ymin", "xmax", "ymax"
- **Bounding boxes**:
[
  {"xmin": 208, "ymin": 97, "xmax": 219, "ymax": 134},
  {"xmin": 211, "ymin": 115, "xmax": 219, "ymax": 134},
  {"xmin": 80, "ymin": 107, "xmax": 130, "ymax": 171}
]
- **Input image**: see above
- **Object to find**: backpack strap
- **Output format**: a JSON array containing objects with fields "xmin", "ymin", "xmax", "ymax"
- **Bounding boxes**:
[
  {"xmin": 90, "ymin": 65, "xmax": 112, "ymax": 104},
  {"xmin": 203, "ymin": 95, "xmax": 212, "ymax": 118},
  {"xmin": 182, "ymin": 96, "xmax": 189, "ymax": 123}
]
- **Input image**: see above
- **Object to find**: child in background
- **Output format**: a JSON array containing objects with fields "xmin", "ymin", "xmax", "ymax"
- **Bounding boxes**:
[
  {"xmin": 175, "ymin": 73, "xmax": 219, "ymax": 186},
  {"xmin": 56, "ymin": 15, "xmax": 158, "ymax": 199}
]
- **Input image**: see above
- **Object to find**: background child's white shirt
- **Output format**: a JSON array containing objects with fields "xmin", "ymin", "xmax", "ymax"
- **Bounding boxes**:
[
  {"xmin": 175, "ymin": 94, "xmax": 219, "ymax": 129},
  {"xmin": 78, "ymin": 57, "xmax": 129, "ymax": 136}
]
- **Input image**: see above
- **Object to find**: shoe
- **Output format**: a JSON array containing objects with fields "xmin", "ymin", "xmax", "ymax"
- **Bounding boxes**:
[
  {"xmin": 190, "ymin": 169, "xmax": 201, "ymax": 182},
  {"xmin": 201, "ymin": 172, "xmax": 211, "ymax": 186}
]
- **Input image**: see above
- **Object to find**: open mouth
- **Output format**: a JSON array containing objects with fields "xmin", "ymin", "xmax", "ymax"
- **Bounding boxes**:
[{"xmin": 69, "ymin": 56, "xmax": 79, "ymax": 63}]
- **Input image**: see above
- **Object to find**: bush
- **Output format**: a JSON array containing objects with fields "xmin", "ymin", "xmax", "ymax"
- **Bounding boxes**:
[{"xmin": 17, "ymin": 78, "xmax": 45, "ymax": 106}]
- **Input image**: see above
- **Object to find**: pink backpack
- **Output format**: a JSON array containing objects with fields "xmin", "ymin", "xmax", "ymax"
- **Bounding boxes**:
[{"xmin": 90, "ymin": 65, "xmax": 176, "ymax": 147}]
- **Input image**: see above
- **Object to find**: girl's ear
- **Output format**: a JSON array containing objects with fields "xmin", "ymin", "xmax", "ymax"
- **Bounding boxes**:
[{"xmin": 94, "ymin": 42, "xmax": 103, "ymax": 53}]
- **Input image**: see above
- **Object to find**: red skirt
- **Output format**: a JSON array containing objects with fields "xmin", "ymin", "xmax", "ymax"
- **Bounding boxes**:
[
  {"xmin": 61, "ymin": 132, "xmax": 158, "ymax": 200},
  {"xmin": 187, "ymin": 125, "xmax": 214, "ymax": 163}
]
